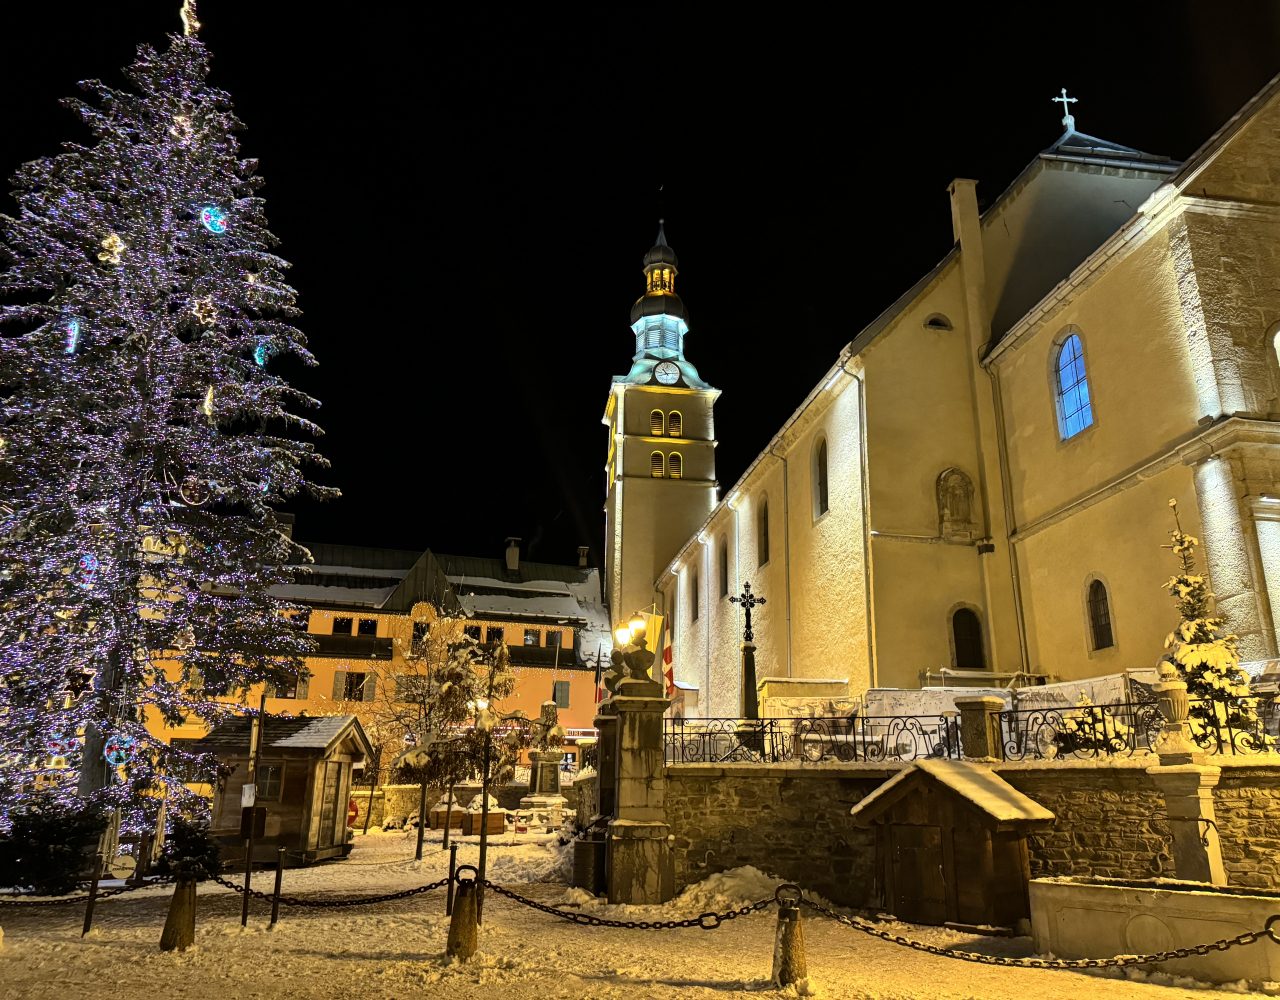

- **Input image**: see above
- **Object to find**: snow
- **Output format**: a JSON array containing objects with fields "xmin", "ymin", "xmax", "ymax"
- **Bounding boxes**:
[
  {"xmin": 2, "ymin": 833, "xmax": 1276, "ymax": 999},
  {"xmin": 850, "ymin": 760, "xmax": 1055, "ymax": 824}
]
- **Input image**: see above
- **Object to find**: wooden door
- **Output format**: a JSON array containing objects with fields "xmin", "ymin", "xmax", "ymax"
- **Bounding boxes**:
[
  {"xmin": 317, "ymin": 762, "xmax": 340, "ymax": 848},
  {"xmin": 888, "ymin": 824, "xmax": 947, "ymax": 925}
]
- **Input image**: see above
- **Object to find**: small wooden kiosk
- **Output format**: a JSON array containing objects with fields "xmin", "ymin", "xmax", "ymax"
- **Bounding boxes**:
[
  {"xmin": 850, "ymin": 759, "xmax": 1054, "ymax": 928},
  {"xmin": 185, "ymin": 715, "xmax": 373, "ymax": 865}
]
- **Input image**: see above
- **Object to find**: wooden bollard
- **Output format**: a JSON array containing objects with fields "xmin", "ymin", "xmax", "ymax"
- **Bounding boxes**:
[
  {"xmin": 446, "ymin": 866, "xmax": 479, "ymax": 962},
  {"xmin": 446, "ymin": 843, "xmax": 458, "ymax": 916},
  {"xmin": 270, "ymin": 847, "xmax": 285, "ymax": 927},
  {"xmin": 771, "ymin": 884, "xmax": 808, "ymax": 989},
  {"xmin": 159, "ymin": 878, "xmax": 197, "ymax": 952},
  {"xmin": 81, "ymin": 853, "xmax": 104, "ymax": 938}
]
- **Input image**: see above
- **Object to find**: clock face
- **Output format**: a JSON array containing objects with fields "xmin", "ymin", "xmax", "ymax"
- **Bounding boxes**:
[{"xmin": 654, "ymin": 361, "xmax": 681, "ymax": 385}]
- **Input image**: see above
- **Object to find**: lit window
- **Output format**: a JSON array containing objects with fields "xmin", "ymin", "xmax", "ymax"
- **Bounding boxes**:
[
  {"xmin": 1088, "ymin": 579, "xmax": 1114, "ymax": 650},
  {"xmin": 667, "ymin": 411, "xmax": 682, "ymax": 437},
  {"xmin": 1055, "ymin": 333, "xmax": 1094, "ymax": 439},
  {"xmin": 669, "ymin": 452, "xmax": 682, "ymax": 479},
  {"xmin": 651, "ymin": 451, "xmax": 665, "ymax": 478},
  {"xmin": 651, "ymin": 410, "xmax": 665, "ymax": 436},
  {"xmin": 523, "ymin": 628, "xmax": 540, "ymax": 646},
  {"xmin": 814, "ymin": 439, "xmax": 829, "ymax": 517},
  {"xmin": 758, "ymin": 499, "xmax": 770, "ymax": 567}
]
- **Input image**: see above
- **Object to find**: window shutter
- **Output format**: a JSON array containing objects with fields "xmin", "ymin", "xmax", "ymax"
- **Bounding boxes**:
[
  {"xmin": 264, "ymin": 681, "xmax": 276, "ymax": 698},
  {"xmin": 650, "ymin": 410, "xmax": 665, "ymax": 436},
  {"xmin": 669, "ymin": 452, "xmax": 682, "ymax": 479},
  {"xmin": 651, "ymin": 451, "xmax": 664, "ymax": 478},
  {"xmin": 363, "ymin": 675, "xmax": 377, "ymax": 702},
  {"xmin": 668, "ymin": 411, "xmax": 682, "ymax": 437},
  {"xmin": 332, "ymin": 669, "xmax": 346, "ymax": 701},
  {"xmin": 297, "ymin": 673, "xmax": 310, "ymax": 700}
]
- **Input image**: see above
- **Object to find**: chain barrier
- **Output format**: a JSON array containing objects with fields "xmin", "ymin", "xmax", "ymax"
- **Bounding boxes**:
[
  {"xmin": 796, "ymin": 894, "xmax": 1278, "ymax": 970},
  {"xmin": 0, "ymin": 876, "xmax": 177, "ymax": 908},
  {"xmin": 209, "ymin": 874, "xmax": 449, "ymax": 909},
  {"xmin": 480, "ymin": 879, "xmax": 773, "ymax": 930}
]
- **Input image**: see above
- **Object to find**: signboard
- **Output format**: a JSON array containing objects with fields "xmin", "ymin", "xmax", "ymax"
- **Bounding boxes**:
[
  {"xmin": 239, "ymin": 806, "xmax": 266, "ymax": 840},
  {"xmin": 241, "ymin": 783, "xmax": 257, "ymax": 808}
]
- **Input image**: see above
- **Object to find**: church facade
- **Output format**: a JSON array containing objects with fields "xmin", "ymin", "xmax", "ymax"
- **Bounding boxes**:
[{"xmin": 605, "ymin": 74, "xmax": 1280, "ymax": 717}]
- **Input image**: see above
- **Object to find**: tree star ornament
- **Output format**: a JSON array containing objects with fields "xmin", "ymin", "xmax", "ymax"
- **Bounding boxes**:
[
  {"xmin": 180, "ymin": 0, "xmax": 201, "ymax": 36},
  {"xmin": 97, "ymin": 233, "xmax": 126, "ymax": 264},
  {"xmin": 191, "ymin": 296, "xmax": 218, "ymax": 326}
]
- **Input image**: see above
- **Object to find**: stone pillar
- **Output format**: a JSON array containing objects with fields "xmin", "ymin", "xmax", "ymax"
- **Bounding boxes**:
[
  {"xmin": 606, "ymin": 675, "xmax": 675, "ymax": 904},
  {"xmin": 741, "ymin": 642, "xmax": 759, "ymax": 720},
  {"xmin": 595, "ymin": 704, "xmax": 619, "ymax": 818},
  {"xmin": 954, "ymin": 696, "xmax": 1006, "ymax": 761},
  {"xmin": 1146, "ymin": 763, "xmax": 1227, "ymax": 885}
]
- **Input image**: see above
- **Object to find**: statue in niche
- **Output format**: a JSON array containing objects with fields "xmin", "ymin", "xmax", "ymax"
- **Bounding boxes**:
[{"xmin": 937, "ymin": 468, "xmax": 975, "ymax": 541}]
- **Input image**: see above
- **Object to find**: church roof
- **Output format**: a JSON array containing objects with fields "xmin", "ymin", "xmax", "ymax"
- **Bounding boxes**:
[
  {"xmin": 1042, "ymin": 127, "xmax": 1177, "ymax": 168},
  {"xmin": 643, "ymin": 220, "xmax": 678, "ymax": 267}
]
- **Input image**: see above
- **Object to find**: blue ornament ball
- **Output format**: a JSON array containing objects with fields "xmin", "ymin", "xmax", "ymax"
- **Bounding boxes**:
[{"xmin": 199, "ymin": 205, "xmax": 228, "ymax": 234}]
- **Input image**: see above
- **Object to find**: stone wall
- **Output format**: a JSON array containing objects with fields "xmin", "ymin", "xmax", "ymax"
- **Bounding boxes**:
[
  {"xmin": 665, "ymin": 763, "xmax": 897, "ymax": 907},
  {"xmin": 350, "ymin": 781, "xmax": 532, "ymax": 828},
  {"xmin": 664, "ymin": 758, "xmax": 1280, "ymax": 910}
]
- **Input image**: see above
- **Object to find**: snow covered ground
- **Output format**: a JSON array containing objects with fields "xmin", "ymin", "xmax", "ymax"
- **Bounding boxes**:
[{"xmin": 1, "ymin": 829, "xmax": 1276, "ymax": 1000}]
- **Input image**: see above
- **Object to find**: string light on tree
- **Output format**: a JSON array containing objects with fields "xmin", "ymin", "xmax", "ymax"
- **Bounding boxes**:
[
  {"xmin": 170, "ymin": 115, "xmax": 193, "ymax": 143},
  {"xmin": 73, "ymin": 553, "xmax": 99, "ymax": 590},
  {"xmin": 191, "ymin": 296, "xmax": 218, "ymax": 326},
  {"xmin": 64, "ymin": 318, "xmax": 80, "ymax": 354},
  {"xmin": 180, "ymin": 0, "xmax": 200, "ymax": 37}
]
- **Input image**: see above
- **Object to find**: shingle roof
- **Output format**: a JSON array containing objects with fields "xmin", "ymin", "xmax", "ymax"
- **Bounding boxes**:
[
  {"xmin": 850, "ymin": 759, "xmax": 1055, "ymax": 827},
  {"xmin": 185, "ymin": 714, "xmax": 371, "ymax": 757}
]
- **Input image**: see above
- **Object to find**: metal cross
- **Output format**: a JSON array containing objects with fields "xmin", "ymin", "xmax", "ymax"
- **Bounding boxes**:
[
  {"xmin": 729, "ymin": 581, "xmax": 766, "ymax": 644},
  {"xmin": 1052, "ymin": 88, "xmax": 1078, "ymax": 129}
]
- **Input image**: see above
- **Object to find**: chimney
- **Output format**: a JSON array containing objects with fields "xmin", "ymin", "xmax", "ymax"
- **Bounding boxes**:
[
  {"xmin": 577, "ymin": 545, "xmax": 590, "ymax": 568},
  {"xmin": 504, "ymin": 537, "xmax": 521, "ymax": 573}
]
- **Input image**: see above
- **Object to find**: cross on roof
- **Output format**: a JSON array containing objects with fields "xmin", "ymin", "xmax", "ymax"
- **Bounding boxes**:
[
  {"xmin": 729, "ymin": 581, "xmax": 766, "ymax": 644},
  {"xmin": 1052, "ymin": 88, "xmax": 1078, "ymax": 131}
]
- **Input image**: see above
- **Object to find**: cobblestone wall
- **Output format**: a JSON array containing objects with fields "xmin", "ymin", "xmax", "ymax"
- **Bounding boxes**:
[{"xmin": 664, "ymin": 759, "xmax": 1280, "ymax": 907}]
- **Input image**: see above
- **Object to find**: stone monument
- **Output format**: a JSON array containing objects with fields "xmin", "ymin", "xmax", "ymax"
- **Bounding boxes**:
[{"xmin": 519, "ymin": 700, "xmax": 568, "ymax": 831}]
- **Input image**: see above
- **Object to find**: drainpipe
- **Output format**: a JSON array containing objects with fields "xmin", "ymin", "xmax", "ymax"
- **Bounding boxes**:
[
  {"xmin": 766, "ymin": 444, "xmax": 794, "ymax": 678},
  {"xmin": 855, "ymin": 372, "xmax": 878, "ymax": 688},
  {"xmin": 987, "ymin": 366, "xmax": 1031, "ymax": 671}
]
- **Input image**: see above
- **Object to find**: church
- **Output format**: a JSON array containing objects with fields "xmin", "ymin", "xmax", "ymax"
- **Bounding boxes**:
[{"xmin": 604, "ymin": 74, "xmax": 1280, "ymax": 718}]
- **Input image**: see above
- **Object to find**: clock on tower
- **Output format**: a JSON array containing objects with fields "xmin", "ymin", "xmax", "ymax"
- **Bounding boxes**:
[{"xmin": 654, "ymin": 361, "xmax": 680, "ymax": 385}]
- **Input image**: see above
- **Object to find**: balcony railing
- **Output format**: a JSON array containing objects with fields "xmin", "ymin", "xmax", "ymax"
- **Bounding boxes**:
[
  {"xmin": 663, "ymin": 715, "xmax": 961, "ymax": 765},
  {"xmin": 310, "ymin": 633, "xmax": 393, "ymax": 660}
]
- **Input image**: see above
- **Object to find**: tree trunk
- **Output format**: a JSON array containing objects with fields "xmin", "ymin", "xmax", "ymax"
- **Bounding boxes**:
[{"xmin": 159, "ymin": 878, "xmax": 196, "ymax": 952}]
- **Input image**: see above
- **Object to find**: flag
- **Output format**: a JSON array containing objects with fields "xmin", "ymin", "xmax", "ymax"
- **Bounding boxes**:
[
  {"xmin": 662, "ymin": 624, "xmax": 675, "ymax": 699},
  {"xmin": 593, "ymin": 650, "xmax": 605, "ymax": 704}
]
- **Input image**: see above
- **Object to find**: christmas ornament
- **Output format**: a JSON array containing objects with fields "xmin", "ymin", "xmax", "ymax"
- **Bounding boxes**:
[
  {"xmin": 73, "ymin": 553, "xmax": 99, "ymax": 589},
  {"xmin": 64, "ymin": 318, "xmax": 80, "ymax": 354},
  {"xmin": 191, "ymin": 296, "xmax": 218, "ymax": 326},
  {"xmin": 97, "ymin": 233, "xmax": 126, "ymax": 264},
  {"xmin": 202, "ymin": 385, "xmax": 215, "ymax": 418},
  {"xmin": 254, "ymin": 342, "xmax": 272, "ymax": 367},
  {"xmin": 178, "ymin": 475, "xmax": 211, "ymax": 506},
  {"xmin": 65, "ymin": 668, "xmax": 95, "ymax": 697},
  {"xmin": 199, "ymin": 205, "xmax": 227, "ymax": 234},
  {"xmin": 47, "ymin": 733, "xmax": 79, "ymax": 756},
  {"xmin": 170, "ymin": 115, "xmax": 193, "ymax": 143},
  {"xmin": 103, "ymin": 734, "xmax": 137, "ymax": 766}
]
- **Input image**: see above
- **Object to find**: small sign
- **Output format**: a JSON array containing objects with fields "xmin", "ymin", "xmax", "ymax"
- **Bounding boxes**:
[
  {"xmin": 241, "ymin": 783, "xmax": 257, "ymax": 807},
  {"xmin": 239, "ymin": 806, "xmax": 266, "ymax": 840}
]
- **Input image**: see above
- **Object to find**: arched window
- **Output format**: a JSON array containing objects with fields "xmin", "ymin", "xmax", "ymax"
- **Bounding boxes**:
[
  {"xmin": 814, "ymin": 438, "xmax": 829, "ymax": 517},
  {"xmin": 1055, "ymin": 333, "xmax": 1094, "ymax": 439},
  {"xmin": 668, "ymin": 452, "xmax": 682, "ymax": 479},
  {"xmin": 718, "ymin": 540, "xmax": 729, "ymax": 598},
  {"xmin": 952, "ymin": 608, "xmax": 985, "ymax": 669},
  {"xmin": 758, "ymin": 499, "xmax": 770, "ymax": 567},
  {"xmin": 667, "ymin": 410, "xmax": 682, "ymax": 437},
  {"xmin": 650, "ymin": 409, "xmax": 665, "ymax": 436},
  {"xmin": 650, "ymin": 451, "xmax": 665, "ymax": 478},
  {"xmin": 1088, "ymin": 579, "xmax": 1114, "ymax": 650}
]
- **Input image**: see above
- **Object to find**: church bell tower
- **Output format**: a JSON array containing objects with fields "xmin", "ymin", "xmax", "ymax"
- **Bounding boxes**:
[{"xmin": 603, "ymin": 222, "xmax": 720, "ymax": 624}]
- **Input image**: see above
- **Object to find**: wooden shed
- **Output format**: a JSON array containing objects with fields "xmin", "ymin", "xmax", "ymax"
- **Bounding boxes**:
[
  {"xmin": 184, "ymin": 714, "xmax": 372, "ymax": 865},
  {"xmin": 850, "ymin": 759, "xmax": 1054, "ymax": 929}
]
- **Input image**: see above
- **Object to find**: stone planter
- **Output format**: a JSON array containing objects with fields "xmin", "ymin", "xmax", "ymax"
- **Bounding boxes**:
[
  {"xmin": 1030, "ymin": 876, "xmax": 1280, "ymax": 984},
  {"xmin": 463, "ymin": 811, "xmax": 506, "ymax": 836}
]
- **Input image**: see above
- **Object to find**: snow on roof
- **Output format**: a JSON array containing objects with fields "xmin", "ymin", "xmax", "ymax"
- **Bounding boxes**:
[
  {"xmin": 269, "ymin": 583, "xmax": 399, "ymax": 607},
  {"xmin": 458, "ymin": 591, "xmax": 587, "ymax": 622},
  {"xmin": 850, "ymin": 759, "xmax": 1055, "ymax": 827},
  {"xmin": 446, "ymin": 574, "xmax": 572, "ymax": 596},
  {"xmin": 188, "ymin": 715, "xmax": 371, "ymax": 757}
]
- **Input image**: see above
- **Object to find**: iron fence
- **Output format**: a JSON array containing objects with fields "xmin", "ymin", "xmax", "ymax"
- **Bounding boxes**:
[
  {"xmin": 1000, "ymin": 695, "xmax": 1277, "ymax": 761},
  {"xmin": 663, "ymin": 714, "xmax": 961, "ymax": 765}
]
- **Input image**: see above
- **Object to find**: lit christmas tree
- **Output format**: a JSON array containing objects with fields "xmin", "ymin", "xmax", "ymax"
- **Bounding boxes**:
[
  {"xmin": 1163, "ymin": 500, "xmax": 1272, "ymax": 753},
  {"xmin": 0, "ymin": 4, "xmax": 333, "ymax": 828}
]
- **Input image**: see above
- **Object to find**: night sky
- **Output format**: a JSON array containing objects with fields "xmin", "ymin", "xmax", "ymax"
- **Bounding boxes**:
[{"xmin": 2, "ymin": 3, "xmax": 1279, "ymax": 568}]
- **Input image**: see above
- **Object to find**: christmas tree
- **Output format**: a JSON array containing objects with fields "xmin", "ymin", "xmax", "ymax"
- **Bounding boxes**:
[
  {"xmin": 1163, "ymin": 500, "xmax": 1272, "ymax": 753},
  {"xmin": 0, "ymin": 3, "xmax": 333, "ymax": 826}
]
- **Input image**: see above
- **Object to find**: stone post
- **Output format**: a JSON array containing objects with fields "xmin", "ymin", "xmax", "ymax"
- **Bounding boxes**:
[
  {"xmin": 953, "ymin": 696, "xmax": 1006, "ymax": 761},
  {"xmin": 1146, "ymin": 763, "xmax": 1227, "ymax": 884},
  {"xmin": 607, "ymin": 674, "xmax": 675, "ymax": 904}
]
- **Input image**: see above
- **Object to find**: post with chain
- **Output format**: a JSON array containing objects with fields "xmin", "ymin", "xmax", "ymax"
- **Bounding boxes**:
[
  {"xmin": 80, "ymin": 853, "xmax": 104, "ymax": 937},
  {"xmin": 446, "ymin": 843, "xmax": 458, "ymax": 915},
  {"xmin": 772, "ymin": 884, "xmax": 807, "ymax": 988},
  {"xmin": 270, "ymin": 847, "xmax": 285, "ymax": 927},
  {"xmin": 446, "ymin": 865, "xmax": 479, "ymax": 962}
]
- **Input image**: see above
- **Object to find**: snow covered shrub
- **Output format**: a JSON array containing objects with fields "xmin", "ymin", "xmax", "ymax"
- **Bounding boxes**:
[
  {"xmin": 1163, "ymin": 500, "xmax": 1274, "ymax": 753},
  {"xmin": 0, "ymin": 791, "xmax": 106, "ymax": 894},
  {"xmin": 155, "ymin": 815, "xmax": 221, "ymax": 882},
  {"xmin": 1054, "ymin": 694, "xmax": 1130, "ymax": 756}
]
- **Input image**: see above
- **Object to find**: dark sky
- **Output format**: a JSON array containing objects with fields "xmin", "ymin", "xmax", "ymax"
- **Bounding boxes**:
[{"xmin": 3, "ymin": 3, "xmax": 1279, "ymax": 566}]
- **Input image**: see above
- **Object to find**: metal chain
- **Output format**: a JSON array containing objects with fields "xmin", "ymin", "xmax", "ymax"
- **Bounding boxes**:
[
  {"xmin": 0, "ymin": 876, "xmax": 177, "ymax": 907},
  {"xmin": 209, "ymin": 874, "xmax": 449, "ymax": 909},
  {"xmin": 480, "ymin": 879, "xmax": 773, "ymax": 929},
  {"xmin": 798, "ymin": 896, "xmax": 1270, "ymax": 969}
]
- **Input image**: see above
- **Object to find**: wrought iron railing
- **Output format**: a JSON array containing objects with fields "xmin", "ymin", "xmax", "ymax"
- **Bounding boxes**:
[
  {"xmin": 663, "ymin": 714, "xmax": 961, "ymax": 765},
  {"xmin": 1000, "ymin": 696, "xmax": 1278, "ymax": 761}
]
